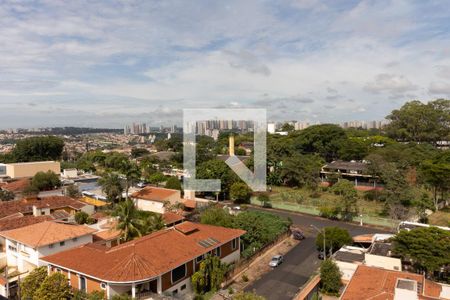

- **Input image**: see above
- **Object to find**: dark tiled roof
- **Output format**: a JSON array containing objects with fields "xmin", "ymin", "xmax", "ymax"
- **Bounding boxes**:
[{"xmin": 334, "ymin": 250, "xmax": 365, "ymax": 263}]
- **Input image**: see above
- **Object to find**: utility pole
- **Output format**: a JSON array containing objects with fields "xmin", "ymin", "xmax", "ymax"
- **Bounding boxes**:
[{"xmin": 311, "ymin": 224, "xmax": 326, "ymax": 259}]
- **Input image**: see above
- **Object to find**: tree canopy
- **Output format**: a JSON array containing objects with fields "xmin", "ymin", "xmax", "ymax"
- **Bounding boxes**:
[
  {"xmin": 393, "ymin": 227, "xmax": 450, "ymax": 276},
  {"xmin": 11, "ymin": 136, "xmax": 64, "ymax": 162},
  {"xmin": 20, "ymin": 266, "xmax": 48, "ymax": 300},
  {"xmin": 320, "ymin": 259, "xmax": 342, "ymax": 295},
  {"xmin": 316, "ymin": 226, "xmax": 352, "ymax": 254}
]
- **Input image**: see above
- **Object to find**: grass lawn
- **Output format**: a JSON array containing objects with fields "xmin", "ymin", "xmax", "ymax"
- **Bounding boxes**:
[
  {"xmin": 265, "ymin": 186, "xmax": 385, "ymax": 217},
  {"xmin": 428, "ymin": 208, "xmax": 450, "ymax": 227}
]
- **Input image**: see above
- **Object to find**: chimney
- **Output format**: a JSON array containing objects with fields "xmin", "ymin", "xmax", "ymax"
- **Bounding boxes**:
[{"xmin": 229, "ymin": 134, "xmax": 235, "ymax": 156}]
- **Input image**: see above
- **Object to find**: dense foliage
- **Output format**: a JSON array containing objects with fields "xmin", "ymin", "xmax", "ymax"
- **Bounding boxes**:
[
  {"xmin": 112, "ymin": 199, "xmax": 164, "ymax": 241},
  {"xmin": 315, "ymin": 227, "xmax": 352, "ymax": 254},
  {"xmin": 9, "ymin": 136, "xmax": 64, "ymax": 162},
  {"xmin": 191, "ymin": 255, "xmax": 228, "ymax": 294},
  {"xmin": 320, "ymin": 259, "xmax": 342, "ymax": 295},
  {"xmin": 393, "ymin": 227, "xmax": 450, "ymax": 277},
  {"xmin": 200, "ymin": 207, "xmax": 290, "ymax": 258},
  {"xmin": 20, "ymin": 266, "xmax": 48, "ymax": 300},
  {"xmin": 33, "ymin": 272, "xmax": 71, "ymax": 300},
  {"xmin": 31, "ymin": 171, "xmax": 61, "ymax": 191}
]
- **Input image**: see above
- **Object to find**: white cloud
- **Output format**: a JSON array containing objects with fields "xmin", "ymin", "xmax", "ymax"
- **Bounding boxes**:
[
  {"xmin": 429, "ymin": 81, "xmax": 450, "ymax": 95},
  {"xmin": 364, "ymin": 74, "xmax": 418, "ymax": 94}
]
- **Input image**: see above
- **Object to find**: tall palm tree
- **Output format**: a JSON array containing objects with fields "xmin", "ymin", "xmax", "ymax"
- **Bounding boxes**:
[
  {"xmin": 122, "ymin": 162, "xmax": 141, "ymax": 200},
  {"xmin": 98, "ymin": 172, "xmax": 124, "ymax": 203},
  {"xmin": 112, "ymin": 199, "xmax": 145, "ymax": 241}
]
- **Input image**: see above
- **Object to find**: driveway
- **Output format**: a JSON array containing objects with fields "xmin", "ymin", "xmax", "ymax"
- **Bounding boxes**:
[{"xmin": 244, "ymin": 207, "xmax": 389, "ymax": 300}]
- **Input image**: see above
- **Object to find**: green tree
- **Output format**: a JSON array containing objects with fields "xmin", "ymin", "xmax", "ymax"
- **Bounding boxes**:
[
  {"xmin": 148, "ymin": 172, "xmax": 166, "ymax": 186},
  {"xmin": 316, "ymin": 227, "xmax": 352, "ymax": 254},
  {"xmin": 0, "ymin": 189, "xmax": 15, "ymax": 201},
  {"xmin": 131, "ymin": 148, "xmax": 150, "ymax": 158},
  {"xmin": 292, "ymin": 124, "xmax": 347, "ymax": 161},
  {"xmin": 280, "ymin": 154, "xmax": 323, "ymax": 189},
  {"xmin": 122, "ymin": 162, "xmax": 141, "ymax": 200},
  {"xmin": 281, "ymin": 123, "xmax": 295, "ymax": 132},
  {"xmin": 20, "ymin": 266, "xmax": 48, "ymax": 300},
  {"xmin": 112, "ymin": 199, "xmax": 146, "ymax": 241},
  {"xmin": 104, "ymin": 152, "xmax": 129, "ymax": 171},
  {"xmin": 420, "ymin": 151, "xmax": 450, "ymax": 210},
  {"xmin": 191, "ymin": 255, "xmax": 228, "ymax": 294},
  {"xmin": 385, "ymin": 99, "xmax": 450, "ymax": 144},
  {"xmin": 31, "ymin": 171, "xmax": 61, "ymax": 191},
  {"xmin": 393, "ymin": 227, "xmax": 450, "ymax": 276},
  {"xmin": 99, "ymin": 172, "xmax": 123, "ymax": 203},
  {"xmin": 33, "ymin": 272, "xmax": 71, "ymax": 300},
  {"xmin": 200, "ymin": 206, "xmax": 234, "ymax": 228},
  {"xmin": 320, "ymin": 259, "xmax": 342, "ymax": 295},
  {"xmin": 330, "ymin": 179, "xmax": 358, "ymax": 221},
  {"xmin": 65, "ymin": 184, "xmax": 80, "ymax": 198},
  {"xmin": 12, "ymin": 136, "xmax": 64, "ymax": 162},
  {"xmin": 338, "ymin": 138, "xmax": 368, "ymax": 161},
  {"xmin": 165, "ymin": 176, "xmax": 182, "ymax": 190},
  {"xmin": 74, "ymin": 211, "xmax": 89, "ymax": 224},
  {"xmin": 230, "ymin": 182, "xmax": 252, "ymax": 204},
  {"xmin": 197, "ymin": 159, "xmax": 239, "ymax": 198}
]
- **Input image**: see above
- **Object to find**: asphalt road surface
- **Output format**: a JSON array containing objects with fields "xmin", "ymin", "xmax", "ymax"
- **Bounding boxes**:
[{"xmin": 244, "ymin": 207, "xmax": 389, "ymax": 300}]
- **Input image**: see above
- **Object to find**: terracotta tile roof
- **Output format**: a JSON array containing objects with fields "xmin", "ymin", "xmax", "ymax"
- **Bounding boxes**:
[
  {"xmin": 341, "ymin": 265, "xmax": 445, "ymax": 300},
  {"xmin": 51, "ymin": 210, "xmax": 71, "ymax": 220},
  {"xmin": 93, "ymin": 229, "xmax": 122, "ymax": 242},
  {"xmin": 0, "ymin": 221, "xmax": 96, "ymax": 248},
  {"xmin": 162, "ymin": 212, "xmax": 185, "ymax": 225},
  {"xmin": 42, "ymin": 222, "xmax": 245, "ymax": 283},
  {"xmin": 352, "ymin": 234, "xmax": 374, "ymax": 243},
  {"xmin": 0, "ymin": 215, "xmax": 53, "ymax": 232},
  {"xmin": 0, "ymin": 196, "xmax": 87, "ymax": 219},
  {"xmin": 183, "ymin": 199, "xmax": 197, "ymax": 209},
  {"xmin": 131, "ymin": 187, "xmax": 179, "ymax": 203},
  {"xmin": 0, "ymin": 178, "xmax": 30, "ymax": 192}
]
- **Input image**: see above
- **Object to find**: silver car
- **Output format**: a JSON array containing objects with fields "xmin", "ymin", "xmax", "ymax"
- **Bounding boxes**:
[{"xmin": 269, "ymin": 255, "xmax": 283, "ymax": 267}]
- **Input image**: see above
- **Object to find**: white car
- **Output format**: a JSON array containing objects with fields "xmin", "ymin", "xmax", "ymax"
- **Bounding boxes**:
[{"xmin": 269, "ymin": 255, "xmax": 283, "ymax": 268}]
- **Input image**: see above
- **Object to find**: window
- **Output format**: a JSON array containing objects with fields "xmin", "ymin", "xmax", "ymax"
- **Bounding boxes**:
[
  {"xmin": 180, "ymin": 284, "xmax": 186, "ymax": 291},
  {"xmin": 171, "ymin": 264, "xmax": 186, "ymax": 283},
  {"xmin": 56, "ymin": 268, "xmax": 62, "ymax": 273},
  {"xmin": 196, "ymin": 255, "xmax": 204, "ymax": 264},
  {"xmin": 79, "ymin": 276, "xmax": 87, "ymax": 292},
  {"xmin": 8, "ymin": 245, "xmax": 17, "ymax": 252},
  {"xmin": 100, "ymin": 282, "xmax": 107, "ymax": 290},
  {"xmin": 215, "ymin": 247, "xmax": 221, "ymax": 257},
  {"xmin": 232, "ymin": 238, "xmax": 237, "ymax": 250},
  {"xmin": 72, "ymin": 237, "xmax": 78, "ymax": 242},
  {"xmin": 41, "ymin": 211, "xmax": 45, "ymax": 215},
  {"xmin": 172, "ymin": 289, "xmax": 178, "ymax": 295},
  {"xmin": 60, "ymin": 241, "xmax": 65, "ymax": 247},
  {"xmin": 48, "ymin": 244, "xmax": 54, "ymax": 249}
]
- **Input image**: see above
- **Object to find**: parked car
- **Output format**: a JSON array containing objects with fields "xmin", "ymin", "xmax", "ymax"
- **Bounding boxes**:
[
  {"xmin": 292, "ymin": 230, "xmax": 305, "ymax": 240},
  {"xmin": 269, "ymin": 255, "xmax": 284, "ymax": 267},
  {"xmin": 136, "ymin": 182, "xmax": 147, "ymax": 188}
]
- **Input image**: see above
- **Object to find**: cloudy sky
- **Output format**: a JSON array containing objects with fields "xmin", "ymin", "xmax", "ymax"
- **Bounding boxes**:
[{"xmin": 1, "ymin": 0, "xmax": 449, "ymax": 129}]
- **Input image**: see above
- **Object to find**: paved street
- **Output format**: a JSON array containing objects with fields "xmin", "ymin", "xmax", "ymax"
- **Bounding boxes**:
[{"xmin": 244, "ymin": 207, "xmax": 389, "ymax": 300}]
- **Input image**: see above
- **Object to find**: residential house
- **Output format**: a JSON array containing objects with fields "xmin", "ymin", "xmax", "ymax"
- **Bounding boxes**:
[
  {"xmin": 131, "ymin": 187, "xmax": 181, "ymax": 214},
  {"xmin": 0, "ymin": 221, "xmax": 96, "ymax": 273},
  {"xmin": 340, "ymin": 265, "xmax": 450, "ymax": 300},
  {"xmin": 333, "ymin": 243, "xmax": 402, "ymax": 283},
  {"xmin": 0, "ymin": 196, "xmax": 94, "ymax": 221},
  {"xmin": 42, "ymin": 222, "xmax": 246, "ymax": 299},
  {"xmin": 0, "ymin": 178, "xmax": 30, "ymax": 200},
  {"xmin": 321, "ymin": 160, "xmax": 379, "ymax": 190}
]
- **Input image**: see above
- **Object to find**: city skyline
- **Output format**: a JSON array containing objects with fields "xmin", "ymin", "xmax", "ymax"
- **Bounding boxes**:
[{"xmin": 0, "ymin": 1, "xmax": 449, "ymax": 128}]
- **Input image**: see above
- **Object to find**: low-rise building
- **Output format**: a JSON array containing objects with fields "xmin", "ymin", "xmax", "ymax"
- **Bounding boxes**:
[
  {"xmin": 131, "ymin": 187, "xmax": 181, "ymax": 214},
  {"xmin": 42, "ymin": 222, "xmax": 245, "ymax": 299},
  {"xmin": 341, "ymin": 265, "xmax": 450, "ymax": 300},
  {"xmin": 2, "ymin": 161, "xmax": 60, "ymax": 179},
  {"xmin": 0, "ymin": 196, "xmax": 94, "ymax": 221},
  {"xmin": 0, "ymin": 221, "xmax": 96, "ymax": 273}
]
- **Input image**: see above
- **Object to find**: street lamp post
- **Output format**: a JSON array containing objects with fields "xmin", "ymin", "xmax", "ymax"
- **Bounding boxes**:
[{"xmin": 311, "ymin": 224, "xmax": 326, "ymax": 260}]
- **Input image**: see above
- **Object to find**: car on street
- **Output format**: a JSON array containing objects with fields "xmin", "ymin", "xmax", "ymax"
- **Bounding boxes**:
[
  {"xmin": 292, "ymin": 230, "xmax": 305, "ymax": 240},
  {"xmin": 269, "ymin": 255, "xmax": 283, "ymax": 267}
]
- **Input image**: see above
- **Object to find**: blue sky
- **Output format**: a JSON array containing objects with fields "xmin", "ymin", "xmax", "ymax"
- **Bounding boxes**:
[{"xmin": 0, "ymin": 0, "xmax": 449, "ymax": 128}]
